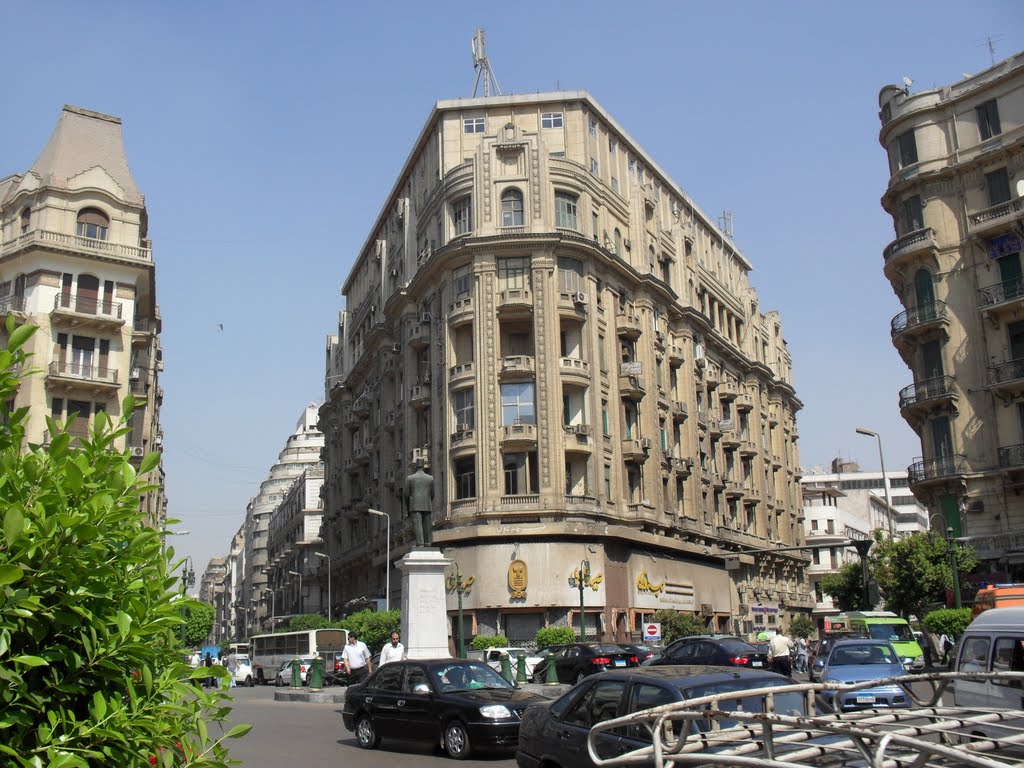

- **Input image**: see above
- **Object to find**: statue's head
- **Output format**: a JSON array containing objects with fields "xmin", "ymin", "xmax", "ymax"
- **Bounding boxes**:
[{"xmin": 415, "ymin": 458, "xmax": 425, "ymax": 472}]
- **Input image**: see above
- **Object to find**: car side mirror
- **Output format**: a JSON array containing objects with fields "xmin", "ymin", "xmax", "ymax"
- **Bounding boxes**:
[
  {"xmin": 413, "ymin": 683, "xmax": 431, "ymax": 694},
  {"xmin": 812, "ymin": 659, "xmax": 825, "ymax": 673}
]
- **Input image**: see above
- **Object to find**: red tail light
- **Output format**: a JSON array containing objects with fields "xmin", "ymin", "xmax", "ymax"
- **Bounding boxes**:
[
  {"xmin": 729, "ymin": 656, "xmax": 749, "ymax": 665},
  {"xmin": 335, "ymin": 661, "xmax": 343, "ymax": 671},
  {"xmin": 629, "ymin": 656, "xmax": 639, "ymax": 664},
  {"xmin": 591, "ymin": 657, "xmax": 612, "ymax": 666}
]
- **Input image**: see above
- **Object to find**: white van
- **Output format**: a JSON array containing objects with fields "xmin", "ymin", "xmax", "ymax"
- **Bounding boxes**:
[{"xmin": 953, "ymin": 605, "xmax": 1024, "ymax": 711}]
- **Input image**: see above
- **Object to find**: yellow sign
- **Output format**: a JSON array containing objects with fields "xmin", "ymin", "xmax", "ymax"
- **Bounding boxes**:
[
  {"xmin": 445, "ymin": 574, "xmax": 475, "ymax": 594},
  {"xmin": 637, "ymin": 568, "xmax": 665, "ymax": 595},
  {"xmin": 569, "ymin": 567, "xmax": 604, "ymax": 591},
  {"xmin": 508, "ymin": 559, "xmax": 528, "ymax": 599}
]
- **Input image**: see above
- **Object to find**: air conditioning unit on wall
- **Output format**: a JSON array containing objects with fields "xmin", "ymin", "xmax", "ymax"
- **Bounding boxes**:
[{"xmin": 129, "ymin": 446, "xmax": 145, "ymax": 457}]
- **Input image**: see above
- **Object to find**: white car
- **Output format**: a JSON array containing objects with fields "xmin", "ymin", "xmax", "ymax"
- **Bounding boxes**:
[
  {"xmin": 233, "ymin": 654, "xmax": 255, "ymax": 687},
  {"xmin": 275, "ymin": 657, "xmax": 315, "ymax": 686},
  {"xmin": 471, "ymin": 647, "xmax": 545, "ymax": 681}
]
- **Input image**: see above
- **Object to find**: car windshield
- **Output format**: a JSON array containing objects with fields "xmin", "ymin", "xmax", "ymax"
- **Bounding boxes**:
[
  {"xmin": 434, "ymin": 662, "xmax": 513, "ymax": 692},
  {"xmin": 719, "ymin": 640, "xmax": 758, "ymax": 654},
  {"xmin": 867, "ymin": 623, "xmax": 914, "ymax": 642},
  {"xmin": 830, "ymin": 644, "xmax": 899, "ymax": 666},
  {"xmin": 683, "ymin": 678, "xmax": 805, "ymax": 731}
]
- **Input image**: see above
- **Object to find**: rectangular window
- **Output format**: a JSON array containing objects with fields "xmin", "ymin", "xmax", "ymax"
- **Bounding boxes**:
[
  {"xmin": 589, "ymin": 117, "xmax": 597, "ymax": 137},
  {"xmin": 604, "ymin": 465, "xmax": 612, "ymax": 498},
  {"xmin": 896, "ymin": 130, "xmax": 918, "ymax": 168},
  {"xmin": 900, "ymin": 195, "xmax": 924, "ymax": 234},
  {"xmin": 611, "ymin": 176, "xmax": 619, "ymax": 194},
  {"xmin": 51, "ymin": 398, "xmax": 63, "ymax": 419},
  {"xmin": 453, "ymin": 196, "xmax": 472, "ymax": 235},
  {"xmin": 555, "ymin": 191, "xmax": 579, "ymax": 230},
  {"xmin": 602, "ymin": 400, "xmax": 609, "ymax": 435},
  {"xmin": 453, "ymin": 388, "xmax": 475, "ymax": 428},
  {"xmin": 986, "ymin": 167, "xmax": 1012, "ymax": 207},
  {"xmin": 976, "ymin": 99, "xmax": 1002, "ymax": 141},
  {"xmin": 628, "ymin": 157, "xmax": 636, "ymax": 176},
  {"xmin": 541, "ymin": 112, "xmax": 563, "ymax": 129},
  {"xmin": 498, "ymin": 256, "xmax": 530, "ymax": 290},
  {"xmin": 557, "ymin": 256, "xmax": 584, "ymax": 294},
  {"xmin": 504, "ymin": 452, "xmax": 538, "ymax": 495},
  {"xmin": 454, "ymin": 457, "xmax": 476, "ymax": 499},
  {"xmin": 501, "ymin": 382, "xmax": 536, "ymax": 425},
  {"xmin": 463, "ymin": 117, "xmax": 484, "ymax": 134},
  {"xmin": 592, "ymin": 210, "xmax": 599, "ymax": 240},
  {"xmin": 453, "ymin": 265, "xmax": 473, "ymax": 297},
  {"xmin": 608, "ymin": 137, "xmax": 617, "ymax": 155},
  {"xmin": 590, "ymin": 158, "xmax": 599, "ymax": 175},
  {"xmin": 598, "ymin": 335, "xmax": 607, "ymax": 371}
]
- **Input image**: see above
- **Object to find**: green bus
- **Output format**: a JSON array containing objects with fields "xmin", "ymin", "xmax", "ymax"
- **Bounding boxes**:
[{"xmin": 826, "ymin": 611, "xmax": 924, "ymax": 670}]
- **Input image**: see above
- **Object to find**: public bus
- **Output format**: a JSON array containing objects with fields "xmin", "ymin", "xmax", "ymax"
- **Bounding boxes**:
[
  {"xmin": 249, "ymin": 628, "xmax": 348, "ymax": 685},
  {"xmin": 825, "ymin": 611, "xmax": 924, "ymax": 669}
]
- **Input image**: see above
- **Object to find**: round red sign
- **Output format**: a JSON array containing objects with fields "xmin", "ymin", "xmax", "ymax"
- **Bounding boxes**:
[{"xmin": 645, "ymin": 624, "xmax": 658, "ymax": 635}]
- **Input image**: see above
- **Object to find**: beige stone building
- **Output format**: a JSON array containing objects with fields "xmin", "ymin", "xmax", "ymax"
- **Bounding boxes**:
[
  {"xmin": 320, "ymin": 91, "xmax": 807, "ymax": 645},
  {"xmin": 0, "ymin": 105, "xmax": 165, "ymax": 527},
  {"xmin": 878, "ymin": 52, "xmax": 1024, "ymax": 581}
]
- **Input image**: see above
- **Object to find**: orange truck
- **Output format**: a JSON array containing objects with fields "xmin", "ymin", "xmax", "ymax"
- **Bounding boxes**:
[{"xmin": 972, "ymin": 583, "xmax": 1024, "ymax": 616}]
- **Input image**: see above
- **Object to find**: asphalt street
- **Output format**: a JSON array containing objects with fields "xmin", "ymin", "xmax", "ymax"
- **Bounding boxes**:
[{"xmin": 220, "ymin": 686, "xmax": 517, "ymax": 768}]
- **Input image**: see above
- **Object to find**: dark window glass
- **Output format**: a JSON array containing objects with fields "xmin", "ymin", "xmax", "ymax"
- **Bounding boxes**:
[
  {"xmin": 977, "ymin": 99, "xmax": 1002, "ymax": 141},
  {"xmin": 372, "ymin": 664, "xmax": 403, "ymax": 691},
  {"xmin": 986, "ymin": 167, "xmax": 1012, "ymax": 207},
  {"xmin": 900, "ymin": 195, "xmax": 923, "ymax": 234},
  {"xmin": 897, "ymin": 131, "xmax": 918, "ymax": 168}
]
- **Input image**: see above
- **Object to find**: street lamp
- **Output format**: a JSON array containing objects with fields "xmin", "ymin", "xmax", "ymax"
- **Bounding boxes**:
[
  {"xmin": 368, "ymin": 509, "xmax": 391, "ymax": 611},
  {"xmin": 856, "ymin": 427, "xmax": 895, "ymax": 539},
  {"xmin": 930, "ymin": 515, "xmax": 962, "ymax": 609},
  {"xmin": 571, "ymin": 560, "xmax": 591, "ymax": 641},
  {"xmin": 263, "ymin": 588, "xmax": 276, "ymax": 629},
  {"xmin": 314, "ymin": 551, "xmax": 331, "ymax": 622},
  {"xmin": 447, "ymin": 561, "xmax": 468, "ymax": 658},
  {"xmin": 179, "ymin": 557, "xmax": 195, "ymax": 647},
  {"xmin": 288, "ymin": 570, "xmax": 303, "ymax": 615}
]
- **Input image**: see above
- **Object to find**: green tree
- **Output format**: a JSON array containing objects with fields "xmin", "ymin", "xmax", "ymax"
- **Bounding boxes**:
[
  {"xmin": 535, "ymin": 626, "xmax": 576, "ymax": 648},
  {"xmin": 343, "ymin": 609, "xmax": 400, "ymax": 653},
  {"xmin": 820, "ymin": 562, "xmax": 871, "ymax": 611},
  {"xmin": 183, "ymin": 601, "xmax": 216, "ymax": 648},
  {"xmin": 0, "ymin": 321, "xmax": 247, "ymax": 767},
  {"xmin": 470, "ymin": 634, "xmax": 509, "ymax": 650},
  {"xmin": 654, "ymin": 610, "xmax": 707, "ymax": 644},
  {"xmin": 788, "ymin": 614, "xmax": 817, "ymax": 639},
  {"xmin": 922, "ymin": 608, "xmax": 972, "ymax": 640},
  {"xmin": 873, "ymin": 531, "xmax": 977, "ymax": 622},
  {"xmin": 284, "ymin": 614, "xmax": 334, "ymax": 632}
]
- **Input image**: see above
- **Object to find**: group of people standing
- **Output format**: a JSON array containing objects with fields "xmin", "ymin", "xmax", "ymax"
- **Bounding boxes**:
[
  {"xmin": 188, "ymin": 649, "xmax": 239, "ymax": 688},
  {"xmin": 766, "ymin": 631, "xmax": 809, "ymax": 675},
  {"xmin": 339, "ymin": 630, "xmax": 405, "ymax": 684}
]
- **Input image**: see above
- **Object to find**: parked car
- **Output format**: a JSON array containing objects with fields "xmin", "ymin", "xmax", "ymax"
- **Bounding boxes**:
[
  {"xmin": 233, "ymin": 654, "xmax": 255, "ymax": 687},
  {"xmin": 529, "ymin": 644, "xmax": 568, "ymax": 681},
  {"xmin": 341, "ymin": 658, "xmax": 547, "ymax": 759},
  {"xmin": 617, "ymin": 643, "xmax": 657, "ymax": 664},
  {"xmin": 541, "ymin": 643, "xmax": 640, "ymax": 684},
  {"xmin": 274, "ymin": 656, "xmax": 316, "ymax": 686},
  {"xmin": 812, "ymin": 639, "xmax": 910, "ymax": 712},
  {"xmin": 516, "ymin": 665, "xmax": 805, "ymax": 768},
  {"xmin": 649, "ymin": 636, "xmax": 769, "ymax": 670}
]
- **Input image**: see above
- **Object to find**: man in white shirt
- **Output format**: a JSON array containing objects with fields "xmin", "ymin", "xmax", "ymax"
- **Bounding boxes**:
[
  {"xmin": 769, "ymin": 631, "xmax": 795, "ymax": 676},
  {"xmin": 342, "ymin": 631, "xmax": 372, "ymax": 684},
  {"xmin": 379, "ymin": 631, "xmax": 405, "ymax": 666}
]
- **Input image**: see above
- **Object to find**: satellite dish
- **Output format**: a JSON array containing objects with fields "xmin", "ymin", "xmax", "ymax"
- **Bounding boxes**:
[{"xmin": 901, "ymin": 76, "xmax": 913, "ymax": 89}]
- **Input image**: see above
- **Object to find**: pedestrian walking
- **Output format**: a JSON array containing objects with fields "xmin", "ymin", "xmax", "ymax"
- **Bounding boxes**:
[
  {"xmin": 769, "ymin": 630, "xmax": 795, "ymax": 676},
  {"xmin": 379, "ymin": 631, "xmax": 405, "ymax": 666},
  {"xmin": 203, "ymin": 652, "xmax": 214, "ymax": 688},
  {"xmin": 226, "ymin": 650, "xmax": 239, "ymax": 688},
  {"xmin": 342, "ymin": 631, "xmax": 372, "ymax": 684},
  {"xmin": 939, "ymin": 633, "xmax": 952, "ymax": 666},
  {"xmin": 795, "ymin": 636, "xmax": 809, "ymax": 673}
]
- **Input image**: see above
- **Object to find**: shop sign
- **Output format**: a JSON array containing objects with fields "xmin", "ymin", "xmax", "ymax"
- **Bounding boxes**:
[
  {"xmin": 508, "ymin": 559, "xmax": 528, "ymax": 599},
  {"xmin": 989, "ymin": 233, "xmax": 1023, "ymax": 260}
]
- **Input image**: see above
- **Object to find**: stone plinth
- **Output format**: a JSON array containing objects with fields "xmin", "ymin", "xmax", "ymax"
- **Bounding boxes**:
[{"xmin": 398, "ymin": 548, "xmax": 452, "ymax": 659}]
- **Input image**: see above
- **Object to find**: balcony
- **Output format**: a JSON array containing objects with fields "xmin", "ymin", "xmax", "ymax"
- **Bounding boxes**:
[
  {"xmin": 497, "ymin": 287, "xmax": 533, "ymax": 316},
  {"xmin": 708, "ymin": 415, "xmax": 723, "ymax": 438},
  {"xmin": 696, "ymin": 409, "xmax": 708, "ymax": 430},
  {"xmin": 409, "ymin": 447, "xmax": 430, "ymax": 469},
  {"xmin": 409, "ymin": 383, "xmax": 431, "ymax": 410},
  {"xmin": 898, "ymin": 375, "xmax": 958, "ymax": 416},
  {"xmin": 735, "ymin": 394, "xmax": 753, "ymax": 412},
  {"xmin": 385, "ymin": 404, "xmax": 403, "ymax": 432},
  {"xmin": 671, "ymin": 401, "xmax": 688, "ymax": 422},
  {"xmin": 990, "ymin": 358, "xmax": 1024, "ymax": 398},
  {"xmin": 0, "ymin": 228, "xmax": 152, "ymax": 262},
  {"xmin": 565, "ymin": 495, "xmax": 600, "ymax": 514},
  {"xmin": 999, "ymin": 443, "xmax": 1024, "ymax": 470},
  {"xmin": 407, "ymin": 321, "xmax": 430, "ymax": 349},
  {"xmin": 628, "ymin": 502, "xmax": 660, "ymax": 526},
  {"xmin": 890, "ymin": 300, "xmax": 949, "ymax": 346},
  {"xmin": 969, "ymin": 198, "xmax": 1024, "ymax": 237},
  {"xmin": 351, "ymin": 395, "xmax": 370, "ymax": 415},
  {"xmin": 50, "ymin": 295, "xmax": 126, "ymax": 332},
  {"xmin": 0, "ymin": 295, "xmax": 27, "ymax": 316},
  {"xmin": 616, "ymin": 313, "xmax": 642, "ymax": 340},
  {"xmin": 448, "ymin": 295, "xmax": 473, "ymax": 325},
  {"xmin": 725, "ymin": 476, "xmax": 744, "ymax": 498},
  {"xmin": 559, "ymin": 356, "xmax": 591, "ymax": 383},
  {"xmin": 667, "ymin": 344, "xmax": 685, "ymax": 367},
  {"xmin": 46, "ymin": 361, "xmax": 120, "ymax": 394},
  {"xmin": 882, "ymin": 227, "xmax": 937, "ymax": 271},
  {"xmin": 621, "ymin": 438, "xmax": 649, "ymax": 463},
  {"xmin": 449, "ymin": 361, "xmax": 475, "ymax": 385},
  {"xmin": 450, "ymin": 428, "xmax": 477, "ymax": 458},
  {"xmin": 501, "ymin": 422, "xmax": 537, "ymax": 448},
  {"xmin": 563, "ymin": 424, "xmax": 593, "ymax": 452},
  {"xmin": 618, "ymin": 375, "xmax": 646, "ymax": 401},
  {"xmin": 979, "ymin": 276, "xmax": 1024, "ymax": 317},
  {"xmin": 557, "ymin": 290, "xmax": 589, "ymax": 319},
  {"xmin": 907, "ymin": 454, "xmax": 967, "ymax": 488},
  {"xmin": 721, "ymin": 422, "xmax": 741, "ymax": 449},
  {"xmin": 353, "ymin": 440, "xmax": 371, "ymax": 465},
  {"xmin": 674, "ymin": 457, "xmax": 694, "ymax": 477},
  {"xmin": 499, "ymin": 355, "xmax": 535, "ymax": 379}
]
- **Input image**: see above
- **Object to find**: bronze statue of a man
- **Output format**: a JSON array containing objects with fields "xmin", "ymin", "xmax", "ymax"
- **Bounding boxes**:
[{"xmin": 405, "ymin": 459, "xmax": 435, "ymax": 547}]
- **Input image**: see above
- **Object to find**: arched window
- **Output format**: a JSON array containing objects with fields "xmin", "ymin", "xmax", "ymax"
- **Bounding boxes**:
[
  {"xmin": 76, "ymin": 208, "xmax": 109, "ymax": 241},
  {"xmin": 20, "ymin": 207, "xmax": 30, "ymax": 234},
  {"xmin": 501, "ymin": 188, "xmax": 524, "ymax": 227}
]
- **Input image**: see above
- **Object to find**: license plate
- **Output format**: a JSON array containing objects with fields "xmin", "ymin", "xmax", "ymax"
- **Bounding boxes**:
[
  {"xmin": 856, "ymin": 694, "xmax": 875, "ymax": 705},
  {"xmin": 614, "ymin": 659, "xmax": 626, "ymax": 667},
  {"xmin": 751, "ymin": 661, "xmax": 764, "ymax": 667}
]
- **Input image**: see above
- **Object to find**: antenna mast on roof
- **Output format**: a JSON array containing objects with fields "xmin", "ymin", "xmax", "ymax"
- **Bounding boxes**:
[
  {"xmin": 471, "ymin": 28, "xmax": 502, "ymax": 97},
  {"xmin": 718, "ymin": 211, "xmax": 734, "ymax": 240}
]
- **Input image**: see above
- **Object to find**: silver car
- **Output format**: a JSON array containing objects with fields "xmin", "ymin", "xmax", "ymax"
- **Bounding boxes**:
[{"xmin": 813, "ymin": 639, "xmax": 910, "ymax": 711}]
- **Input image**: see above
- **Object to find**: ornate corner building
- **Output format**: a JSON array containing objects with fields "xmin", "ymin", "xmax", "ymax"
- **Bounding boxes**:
[
  {"xmin": 320, "ymin": 92, "xmax": 807, "ymax": 643},
  {"xmin": 0, "ymin": 105, "xmax": 166, "ymax": 527},
  {"xmin": 878, "ymin": 52, "xmax": 1024, "ymax": 577}
]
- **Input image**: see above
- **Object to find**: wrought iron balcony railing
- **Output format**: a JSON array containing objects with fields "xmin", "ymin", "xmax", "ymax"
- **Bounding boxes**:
[
  {"xmin": 891, "ymin": 300, "xmax": 948, "ymax": 337},
  {"xmin": 907, "ymin": 454, "xmax": 967, "ymax": 485},
  {"xmin": 898, "ymin": 375, "xmax": 956, "ymax": 409}
]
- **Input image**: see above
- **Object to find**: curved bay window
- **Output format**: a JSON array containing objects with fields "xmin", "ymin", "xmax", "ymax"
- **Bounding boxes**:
[
  {"xmin": 452, "ymin": 196, "xmax": 472, "ymax": 236},
  {"xmin": 501, "ymin": 382, "xmax": 535, "ymax": 425},
  {"xmin": 454, "ymin": 457, "xmax": 476, "ymax": 500},
  {"xmin": 76, "ymin": 208, "xmax": 109, "ymax": 241},
  {"xmin": 558, "ymin": 256, "xmax": 584, "ymax": 295},
  {"xmin": 555, "ymin": 191, "xmax": 579, "ymax": 230},
  {"xmin": 498, "ymin": 256, "xmax": 531, "ymax": 291},
  {"xmin": 501, "ymin": 188, "xmax": 524, "ymax": 227}
]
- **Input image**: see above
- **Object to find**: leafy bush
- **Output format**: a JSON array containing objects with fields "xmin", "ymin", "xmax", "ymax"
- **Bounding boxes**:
[
  {"xmin": 343, "ymin": 609, "xmax": 400, "ymax": 653},
  {"xmin": 535, "ymin": 625, "xmax": 576, "ymax": 648},
  {"xmin": 283, "ymin": 614, "xmax": 335, "ymax": 632},
  {"xmin": 788, "ymin": 614, "xmax": 817, "ymax": 640},
  {"xmin": 0, "ymin": 320, "xmax": 247, "ymax": 767},
  {"xmin": 470, "ymin": 634, "xmax": 509, "ymax": 650},
  {"xmin": 183, "ymin": 602, "xmax": 215, "ymax": 647},
  {"xmin": 923, "ymin": 608, "xmax": 972, "ymax": 640},
  {"xmin": 654, "ymin": 610, "xmax": 707, "ymax": 644}
]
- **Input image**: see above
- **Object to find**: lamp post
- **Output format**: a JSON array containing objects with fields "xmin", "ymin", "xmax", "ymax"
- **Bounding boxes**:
[
  {"xmin": 448, "ymin": 562, "xmax": 468, "ymax": 658},
  {"xmin": 930, "ymin": 514, "xmax": 962, "ymax": 609},
  {"xmin": 263, "ymin": 588, "xmax": 276, "ymax": 629},
  {"xmin": 179, "ymin": 557, "xmax": 195, "ymax": 647},
  {"xmin": 856, "ymin": 427, "xmax": 895, "ymax": 539},
  {"xmin": 288, "ymin": 570, "xmax": 303, "ymax": 615},
  {"xmin": 249, "ymin": 598, "xmax": 259, "ymax": 637},
  {"xmin": 368, "ymin": 509, "xmax": 391, "ymax": 611},
  {"xmin": 314, "ymin": 552, "xmax": 331, "ymax": 622},
  {"xmin": 574, "ymin": 560, "xmax": 591, "ymax": 641}
]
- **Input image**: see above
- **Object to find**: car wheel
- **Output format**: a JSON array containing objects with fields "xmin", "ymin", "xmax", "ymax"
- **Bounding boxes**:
[
  {"xmin": 356, "ymin": 715, "xmax": 380, "ymax": 749},
  {"xmin": 444, "ymin": 720, "xmax": 472, "ymax": 760},
  {"xmin": 575, "ymin": 671, "xmax": 586, "ymax": 684}
]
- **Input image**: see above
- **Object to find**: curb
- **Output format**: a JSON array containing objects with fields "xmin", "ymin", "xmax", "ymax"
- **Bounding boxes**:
[{"xmin": 273, "ymin": 689, "xmax": 347, "ymax": 704}]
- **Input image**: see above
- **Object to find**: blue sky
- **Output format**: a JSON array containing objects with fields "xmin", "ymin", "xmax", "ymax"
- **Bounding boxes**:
[{"xmin": 3, "ymin": 1, "xmax": 1022, "ymax": 577}]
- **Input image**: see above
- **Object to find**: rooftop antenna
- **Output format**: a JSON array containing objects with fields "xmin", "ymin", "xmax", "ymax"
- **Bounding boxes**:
[
  {"xmin": 718, "ymin": 211, "xmax": 734, "ymax": 239},
  {"xmin": 471, "ymin": 28, "xmax": 502, "ymax": 97}
]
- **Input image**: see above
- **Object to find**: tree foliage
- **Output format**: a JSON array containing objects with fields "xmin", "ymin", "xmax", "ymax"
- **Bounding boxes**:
[
  {"xmin": 282, "ymin": 614, "xmax": 334, "ymax": 632},
  {"xmin": 535, "ymin": 625, "xmax": 576, "ymax": 648},
  {"xmin": 183, "ymin": 601, "xmax": 215, "ymax": 648},
  {"xmin": 342, "ymin": 609, "xmax": 400, "ymax": 653},
  {"xmin": 788, "ymin": 614, "xmax": 817, "ymax": 639},
  {"xmin": 923, "ymin": 608, "xmax": 973, "ymax": 640},
  {"xmin": 820, "ymin": 562, "xmax": 871, "ymax": 612},
  {"xmin": 0, "ymin": 321, "xmax": 246, "ymax": 767},
  {"xmin": 654, "ymin": 610, "xmax": 708, "ymax": 644},
  {"xmin": 873, "ymin": 531, "xmax": 977, "ymax": 620},
  {"xmin": 470, "ymin": 634, "xmax": 509, "ymax": 650}
]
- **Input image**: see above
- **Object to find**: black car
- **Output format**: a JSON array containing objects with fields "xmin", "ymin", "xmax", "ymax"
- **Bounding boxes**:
[
  {"xmin": 649, "ymin": 636, "xmax": 769, "ymax": 670},
  {"xmin": 341, "ymin": 658, "xmax": 547, "ymax": 759},
  {"xmin": 542, "ymin": 643, "xmax": 640, "ymax": 684},
  {"xmin": 618, "ymin": 643, "xmax": 657, "ymax": 664},
  {"xmin": 516, "ymin": 666, "xmax": 804, "ymax": 768}
]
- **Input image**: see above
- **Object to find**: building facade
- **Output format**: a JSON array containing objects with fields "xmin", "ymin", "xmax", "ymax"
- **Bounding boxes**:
[
  {"xmin": 266, "ymin": 464, "xmax": 326, "ymax": 622},
  {"xmin": 0, "ymin": 105, "xmax": 166, "ymax": 527},
  {"xmin": 320, "ymin": 91, "xmax": 808, "ymax": 645},
  {"xmin": 878, "ymin": 52, "xmax": 1024, "ymax": 578}
]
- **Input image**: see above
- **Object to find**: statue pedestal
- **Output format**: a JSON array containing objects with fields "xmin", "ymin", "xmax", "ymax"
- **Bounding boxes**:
[{"xmin": 398, "ymin": 548, "xmax": 452, "ymax": 659}]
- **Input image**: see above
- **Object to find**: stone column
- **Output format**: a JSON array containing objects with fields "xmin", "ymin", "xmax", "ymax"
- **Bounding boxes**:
[{"xmin": 398, "ymin": 549, "xmax": 452, "ymax": 659}]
